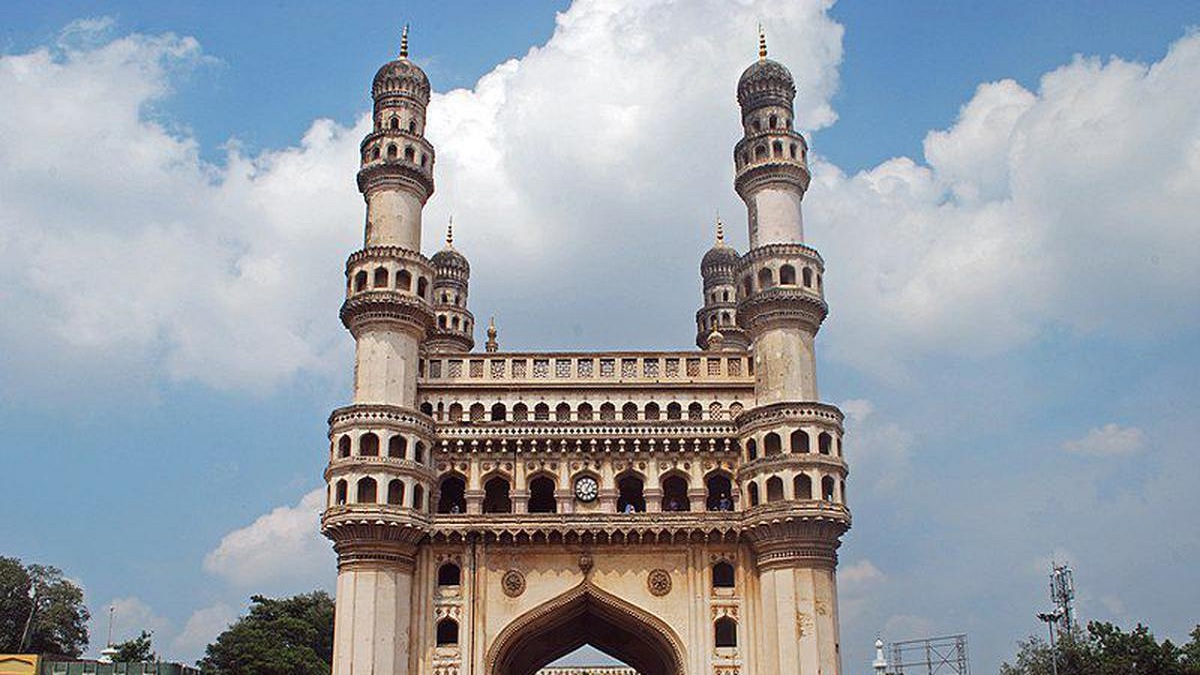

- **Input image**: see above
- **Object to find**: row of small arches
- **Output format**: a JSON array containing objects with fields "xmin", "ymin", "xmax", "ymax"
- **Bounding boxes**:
[
  {"xmin": 350, "ymin": 265, "xmax": 429, "ymax": 298},
  {"xmin": 737, "ymin": 140, "xmax": 805, "ymax": 169},
  {"xmin": 433, "ymin": 471, "xmax": 737, "ymax": 514},
  {"xmin": 421, "ymin": 400, "xmax": 735, "ymax": 423},
  {"xmin": 364, "ymin": 142, "xmax": 429, "ymax": 168},
  {"xmin": 745, "ymin": 473, "xmax": 844, "ymax": 506},
  {"xmin": 741, "ymin": 263, "xmax": 821, "ymax": 297},
  {"xmin": 333, "ymin": 432, "xmax": 430, "ymax": 464},
  {"xmin": 745, "ymin": 429, "xmax": 840, "ymax": 459},
  {"xmin": 427, "ymin": 614, "xmax": 738, "ymax": 649},
  {"xmin": 436, "ymin": 313, "xmax": 473, "ymax": 334},
  {"xmin": 332, "ymin": 476, "xmax": 425, "ymax": 509},
  {"xmin": 749, "ymin": 113, "xmax": 790, "ymax": 133},
  {"xmin": 377, "ymin": 116, "xmax": 418, "ymax": 134},
  {"xmin": 701, "ymin": 311, "xmax": 735, "ymax": 332}
]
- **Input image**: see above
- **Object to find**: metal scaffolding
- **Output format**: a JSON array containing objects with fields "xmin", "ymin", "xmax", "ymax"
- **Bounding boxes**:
[{"xmin": 888, "ymin": 634, "xmax": 970, "ymax": 675}]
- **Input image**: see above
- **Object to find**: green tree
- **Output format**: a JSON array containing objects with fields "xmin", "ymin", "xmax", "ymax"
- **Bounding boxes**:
[
  {"xmin": 112, "ymin": 630, "xmax": 156, "ymax": 663},
  {"xmin": 1000, "ymin": 621, "xmax": 1200, "ymax": 675},
  {"xmin": 198, "ymin": 591, "xmax": 334, "ymax": 675},
  {"xmin": 0, "ymin": 557, "xmax": 89, "ymax": 656}
]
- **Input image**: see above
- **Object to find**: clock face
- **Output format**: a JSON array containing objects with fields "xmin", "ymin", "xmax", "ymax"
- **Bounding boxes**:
[{"xmin": 575, "ymin": 476, "xmax": 599, "ymax": 502}]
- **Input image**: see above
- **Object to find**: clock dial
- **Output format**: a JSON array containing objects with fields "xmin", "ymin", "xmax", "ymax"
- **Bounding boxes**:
[{"xmin": 575, "ymin": 476, "xmax": 599, "ymax": 502}]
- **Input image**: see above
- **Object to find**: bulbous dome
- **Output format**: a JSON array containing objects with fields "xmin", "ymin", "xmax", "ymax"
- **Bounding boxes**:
[
  {"xmin": 701, "ymin": 241, "xmax": 740, "ymax": 274},
  {"xmin": 431, "ymin": 246, "xmax": 469, "ymax": 274},
  {"xmin": 737, "ymin": 58, "xmax": 796, "ymax": 109},
  {"xmin": 372, "ymin": 57, "xmax": 430, "ymax": 100}
]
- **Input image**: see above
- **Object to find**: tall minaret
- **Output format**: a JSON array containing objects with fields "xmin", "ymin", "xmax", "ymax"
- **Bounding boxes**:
[
  {"xmin": 323, "ymin": 26, "xmax": 437, "ymax": 675},
  {"xmin": 733, "ymin": 31, "xmax": 850, "ymax": 675}
]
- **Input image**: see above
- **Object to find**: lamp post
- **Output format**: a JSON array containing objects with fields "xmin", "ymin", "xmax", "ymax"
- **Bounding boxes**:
[{"xmin": 1037, "ymin": 610, "xmax": 1062, "ymax": 675}]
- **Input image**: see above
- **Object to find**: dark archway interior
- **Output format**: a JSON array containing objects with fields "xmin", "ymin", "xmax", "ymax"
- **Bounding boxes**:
[{"xmin": 494, "ymin": 592, "xmax": 682, "ymax": 675}]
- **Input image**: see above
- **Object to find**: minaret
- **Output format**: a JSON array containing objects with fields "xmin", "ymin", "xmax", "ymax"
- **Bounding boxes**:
[
  {"xmin": 323, "ymin": 26, "xmax": 437, "ymax": 675},
  {"xmin": 733, "ymin": 31, "xmax": 850, "ymax": 675},
  {"xmin": 426, "ymin": 218, "xmax": 476, "ymax": 353},
  {"xmin": 697, "ymin": 217, "xmax": 749, "ymax": 351},
  {"xmin": 485, "ymin": 316, "xmax": 499, "ymax": 352}
]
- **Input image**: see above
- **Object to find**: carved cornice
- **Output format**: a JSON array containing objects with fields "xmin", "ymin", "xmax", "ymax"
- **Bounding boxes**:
[
  {"xmin": 434, "ymin": 421, "xmax": 739, "ymax": 443},
  {"xmin": 737, "ymin": 242, "xmax": 824, "ymax": 269},
  {"xmin": 734, "ymin": 401, "xmax": 844, "ymax": 433},
  {"xmin": 340, "ymin": 290, "xmax": 435, "ymax": 337},
  {"xmin": 328, "ymin": 403, "xmax": 437, "ymax": 435},
  {"xmin": 346, "ymin": 246, "xmax": 433, "ymax": 272},
  {"xmin": 324, "ymin": 457, "xmax": 436, "ymax": 482},
  {"xmin": 356, "ymin": 161, "xmax": 434, "ymax": 202},
  {"xmin": 322, "ymin": 506, "xmax": 430, "ymax": 569},
  {"xmin": 741, "ymin": 502, "xmax": 850, "ymax": 571},
  {"xmin": 736, "ymin": 287, "xmax": 828, "ymax": 334},
  {"xmin": 734, "ymin": 158, "xmax": 811, "ymax": 201},
  {"xmin": 735, "ymin": 455, "xmax": 847, "ymax": 482}
]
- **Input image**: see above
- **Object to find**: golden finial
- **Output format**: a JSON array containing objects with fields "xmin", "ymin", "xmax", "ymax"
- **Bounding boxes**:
[
  {"xmin": 400, "ymin": 24, "xmax": 410, "ymax": 58},
  {"xmin": 485, "ymin": 316, "xmax": 499, "ymax": 352},
  {"xmin": 716, "ymin": 216, "xmax": 725, "ymax": 244},
  {"xmin": 445, "ymin": 215, "xmax": 454, "ymax": 248},
  {"xmin": 758, "ymin": 25, "xmax": 768, "ymax": 60}
]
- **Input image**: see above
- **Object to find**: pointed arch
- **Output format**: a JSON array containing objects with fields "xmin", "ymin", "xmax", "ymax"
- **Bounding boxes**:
[{"xmin": 485, "ymin": 582, "xmax": 686, "ymax": 675}]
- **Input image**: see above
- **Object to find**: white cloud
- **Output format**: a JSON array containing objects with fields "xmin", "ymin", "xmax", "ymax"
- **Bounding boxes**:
[
  {"xmin": 3, "ymin": 3, "xmax": 1197, "ymax": 402},
  {"xmin": 839, "ymin": 398, "xmax": 914, "ymax": 494},
  {"xmin": 203, "ymin": 489, "xmax": 333, "ymax": 590},
  {"xmin": 815, "ymin": 36, "xmax": 1200, "ymax": 375},
  {"xmin": 1063, "ymin": 423, "xmax": 1147, "ymax": 456},
  {"xmin": 170, "ymin": 603, "xmax": 236, "ymax": 661},
  {"xmin": 86, "ymin": 596, "xmax": 172, "ymax": 653},
  {"xmin": 840, "ymin": 559, "xmax": 886, "ymax": 591}
]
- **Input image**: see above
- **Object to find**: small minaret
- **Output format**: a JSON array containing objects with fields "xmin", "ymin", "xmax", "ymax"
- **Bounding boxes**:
[
  {"xmin": 697, "ymin": 217, "xmax": 749, "ymax": 350},
  {"xmin": 426, "ymin": 218, "xmax": 476, "ymax": 352},
  {"xmin": 485, "ymin": 316, "xmax": 499, "ymax": 352}
]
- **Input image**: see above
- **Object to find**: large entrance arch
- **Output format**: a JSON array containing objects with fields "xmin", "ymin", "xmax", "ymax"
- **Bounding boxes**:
[{"xmin": 486, "ymin": 583, "xmax": 687, "ymax": 675}]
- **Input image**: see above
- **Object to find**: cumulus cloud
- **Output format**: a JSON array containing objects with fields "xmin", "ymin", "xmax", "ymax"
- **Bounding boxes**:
[
  {"xmin": 840, "ymin": 559, "xmax": 886, "ymax": 590},
  {"xmin": 815, "ymin": 37, "xmax": 1200, "ymax": 375},
  {"xmin": 170, "ymin": 603, "xmax": 236, "ymax": 661},
  {"xmin": 1062, "ymin": 423, "xmax": 1147, "ymax": 456},
  {"xmin": 840, "ymin": 398, "xmax": 915, "ymax": 493},
  {"xmin": 3, "ymin": 2, "xmax": 1197, "ymax": 402},
  {"xmin": 203, "ymin": 489, "xmax": 333, "ymax": 590},
  {"xmin": 86, "ymin": 596, "xmax": 172, "ymax": 654}
]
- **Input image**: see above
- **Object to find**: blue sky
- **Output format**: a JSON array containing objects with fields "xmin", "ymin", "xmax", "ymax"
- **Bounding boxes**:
[{"xmin": 1, "ymin": 0, "xmax": 1197, "ymax": 671}]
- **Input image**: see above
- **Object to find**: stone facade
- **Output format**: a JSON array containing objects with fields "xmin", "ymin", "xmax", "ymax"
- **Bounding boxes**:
[{"xmin": 322, "ymin": 30, "xmax": 851, "ymax": 675}]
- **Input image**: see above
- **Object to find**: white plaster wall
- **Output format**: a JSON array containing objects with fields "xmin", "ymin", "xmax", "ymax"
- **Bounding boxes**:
[
  {"xmin": 333, "ymin": 565, "xmax": 414, "ymax": 675},
  {"xmin": 753, "ymin": 328, "xmax": 818, "ymax": 404},
  {"xmin": 750, "ymin": 187, "xmax": 804, "ymax": 247},
  {"xmin": 355, "ymin": 329, "xmax": 421, "ymax": 404},
  {"xmin": 366, "ymin": 190, "xmax": 424, "ymax": 250}
]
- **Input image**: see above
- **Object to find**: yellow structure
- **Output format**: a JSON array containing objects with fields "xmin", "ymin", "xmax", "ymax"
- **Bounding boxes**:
[
  {"xmin": 322, "ymin": 30, "xmax": 850, "ymax": 675},
  {"xmin": 0, "ymin": 655, "xmax": 38, "ymax": 675}
]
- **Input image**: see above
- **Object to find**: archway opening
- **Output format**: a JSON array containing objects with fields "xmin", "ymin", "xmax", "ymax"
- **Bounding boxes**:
[{"xmin": 488, "ymin": 585, "xmax": 685, "ymax": 675}]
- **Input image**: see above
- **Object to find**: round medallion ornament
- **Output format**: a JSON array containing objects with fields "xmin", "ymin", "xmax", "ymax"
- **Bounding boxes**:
[
  {"xmin": 574, "ymin": 476, "xmax": 599, "ymax": 502},
  {"xmin": 647, "ymin": 569, "xmax": 672, "ymax": 596},
  {"xmin": 501, "ymin": 569, "xmax": 526, "ymax": 598}
]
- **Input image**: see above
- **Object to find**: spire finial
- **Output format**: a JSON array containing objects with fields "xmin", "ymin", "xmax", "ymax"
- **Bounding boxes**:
[
  {"xmin": 485, "ymin": 316, "xmax": 499, "ymax": 352},
  {"xmin": 400, "ymin": 24, "xmax": 410, "ymax": 58},
  {"xmin": 445, "ymin": 215, "xmax": 454, "ymax": 248},
  {"xmin": 758, "ymin": 24, "xmax": 768, "ymax": 60},
  {"xmin": 716, "ymin": 216, "xmax": 725, "ymax": 244}
]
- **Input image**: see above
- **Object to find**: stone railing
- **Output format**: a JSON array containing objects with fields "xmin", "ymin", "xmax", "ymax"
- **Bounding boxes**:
[{"xmin": 421, "ymin": 352, "xmax": 754, "ymax": 387}]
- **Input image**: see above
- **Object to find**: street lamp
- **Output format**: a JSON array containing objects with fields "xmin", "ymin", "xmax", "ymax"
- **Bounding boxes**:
[{"xmin": 1037, "ymin": 609, "xmax": 1063, "ymax": 675}]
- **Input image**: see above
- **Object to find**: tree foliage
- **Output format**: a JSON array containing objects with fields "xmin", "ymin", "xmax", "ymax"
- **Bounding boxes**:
[
  {"xmin": 198, "ymin": 591, "xmax": 334, "ymax": 675},
  {"xmin": 0, "ymin": 556, "xmax": 89, "ymax": 656},
  {"xmin": 1000, "ymin": 621, "xmax": 1200, "ymax": 675},
  {"xmin": 112, "ymin": 630, "xmax": 156, "ymax": 663}
]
